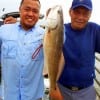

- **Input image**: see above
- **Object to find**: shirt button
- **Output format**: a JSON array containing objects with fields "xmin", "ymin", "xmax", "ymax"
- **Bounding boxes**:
[
  {"xmin": 23, "ymin": 53, "xmax": 25, "ymax": 56},
  {"xmin": 21, "ymin": 65, "xmax": 24, "ymax": 68},
  {"xmin": 21, "ymin": 86, "xmax": 23, "ymax": 88},
  {"xmin": 24, "ymin": 43, "xmax": 26, "ymax": 45},
  {"xmin": 21, "ymin": 76, "xmax": 23, "ymax": 78}
]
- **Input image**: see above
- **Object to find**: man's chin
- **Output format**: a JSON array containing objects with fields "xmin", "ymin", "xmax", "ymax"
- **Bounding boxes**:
[
  {"xmin": 26, "ymin": 23, "xmax": 35, "ymax": 28},
  {"xmin": 75, "ymin": 25, "xmax": 85, "ymax": 30}
]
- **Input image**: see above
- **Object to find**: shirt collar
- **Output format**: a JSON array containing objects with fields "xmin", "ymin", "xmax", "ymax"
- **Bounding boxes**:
[{"xmin": 16, "ymin": 22, "xmax": 39, "ymax": 32}]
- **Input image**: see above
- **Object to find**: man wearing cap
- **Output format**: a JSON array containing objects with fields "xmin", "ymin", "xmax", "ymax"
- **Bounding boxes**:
[{"xmin": 56, "ymin": 0, "xmax": 100, "ymax": 100}]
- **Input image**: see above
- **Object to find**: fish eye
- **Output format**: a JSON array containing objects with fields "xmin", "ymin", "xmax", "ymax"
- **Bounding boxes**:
[{"xmin": 58, "ymin": 10, "xmax": 61, "ymax": 14}]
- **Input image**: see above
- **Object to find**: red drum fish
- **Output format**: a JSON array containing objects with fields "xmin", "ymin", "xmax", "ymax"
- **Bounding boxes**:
[{"xmin": 43, "ymin": 5, "xmax": 64, "ymax": 90}]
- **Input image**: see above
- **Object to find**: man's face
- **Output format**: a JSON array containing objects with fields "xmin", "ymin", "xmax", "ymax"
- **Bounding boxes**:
[
  {"xmin": 69, "ymin": 6, "xmax": 92, "ymax": 30},
  {"xmin": 19, "ymin": 0, "xmax": 40, "ymax": 30}
]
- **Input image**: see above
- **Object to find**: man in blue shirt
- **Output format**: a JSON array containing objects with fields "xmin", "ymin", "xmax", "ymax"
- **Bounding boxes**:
[
  {"xmin": 56, "ymin": 0, "xmax": 100, "ymax": 100},
  {"xmin": 0, "ymin": 0, "xmax": 45, "ymax": 100}
]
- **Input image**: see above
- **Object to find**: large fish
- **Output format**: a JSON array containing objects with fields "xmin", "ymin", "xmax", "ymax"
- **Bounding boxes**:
[{"xmin": 43, "ymin": 5, "xmax": 64, "ymax": 90}]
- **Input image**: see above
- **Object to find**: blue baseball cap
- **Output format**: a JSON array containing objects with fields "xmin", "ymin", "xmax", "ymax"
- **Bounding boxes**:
[{"xmin": 71, "ymin": 0, "xmax": 92, "ymax": 10}]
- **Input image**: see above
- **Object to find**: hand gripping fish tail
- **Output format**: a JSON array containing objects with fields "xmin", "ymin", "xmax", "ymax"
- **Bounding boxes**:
[{"xmin": 43, "ymin": 5, "xmax": 64, "ymax": 90}]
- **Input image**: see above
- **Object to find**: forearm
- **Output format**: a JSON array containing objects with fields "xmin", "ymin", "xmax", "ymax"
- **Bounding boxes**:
[{"xmin": 3, "ymin": 16, "xmax": 17, "ymax": 24}]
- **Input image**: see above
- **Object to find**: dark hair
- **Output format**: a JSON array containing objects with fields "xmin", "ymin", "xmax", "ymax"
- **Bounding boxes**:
[{"xmin": 20, "ymin": 0, "xmax": 41, "ymax": 6}]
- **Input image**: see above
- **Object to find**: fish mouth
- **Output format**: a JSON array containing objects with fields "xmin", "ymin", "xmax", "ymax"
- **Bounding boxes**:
[{"xmin": 46, "ymin": 18, "xmax": 58, "ymax": 30}]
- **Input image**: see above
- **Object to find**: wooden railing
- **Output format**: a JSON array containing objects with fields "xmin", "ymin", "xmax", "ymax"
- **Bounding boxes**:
[{"xmin": 95, "ymin": 53, "xmax": 100, "ymax": 100}]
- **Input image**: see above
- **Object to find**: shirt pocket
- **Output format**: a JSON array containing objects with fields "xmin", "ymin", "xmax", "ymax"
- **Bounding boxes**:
[
  {"xmin": 32, "ymin": 44, "xmax": 43, "ymax": 61},
  {"xmin": 27, "ymin": 40, "xmax": 43, "ymax": 61},
  {"xmin": 2, "ymin": 40, "xmax": 17, "ymax": 59}
]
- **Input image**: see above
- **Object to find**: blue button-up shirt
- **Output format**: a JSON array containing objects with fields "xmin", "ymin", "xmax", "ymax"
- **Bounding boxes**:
[{"xmin": 0, "ymin": 22, "xmax": 45, "ymax": 100}]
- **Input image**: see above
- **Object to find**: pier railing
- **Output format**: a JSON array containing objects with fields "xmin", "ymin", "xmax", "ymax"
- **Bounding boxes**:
[{"xmin": 95, "ymin": 53, "xmax": 100, "ymax": 100}]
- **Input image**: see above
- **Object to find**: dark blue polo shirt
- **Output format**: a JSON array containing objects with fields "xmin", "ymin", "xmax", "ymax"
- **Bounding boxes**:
[{"xmin": 58, "ymin": 22, "xmax": 100, "ymax": 88}]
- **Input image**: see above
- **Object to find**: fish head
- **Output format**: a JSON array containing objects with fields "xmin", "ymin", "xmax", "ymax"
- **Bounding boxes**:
[{"xmin": 45, "ymin": 5, "xmax": 63, "ymax": 30}]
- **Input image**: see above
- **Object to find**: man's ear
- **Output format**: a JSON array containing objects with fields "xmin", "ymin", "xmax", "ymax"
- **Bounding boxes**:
[
  {"xmin": 19, "ymin": 6, "xmax": 21, "ymax": 12},
  {"xmin": 69, "ymin": 8, "xmax": 71, "ymax": 17}
]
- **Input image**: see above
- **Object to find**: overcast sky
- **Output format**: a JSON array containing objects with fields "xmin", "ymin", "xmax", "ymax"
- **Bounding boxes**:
[{"xmin": 0, "ymin": 0, "xmax": 100, "ymax": 24}]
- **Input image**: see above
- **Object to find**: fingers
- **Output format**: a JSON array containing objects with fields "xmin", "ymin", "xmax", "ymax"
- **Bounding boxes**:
[{"xmin": 4, "ymin": 16, "xmax": 17, "ymax": 24}]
